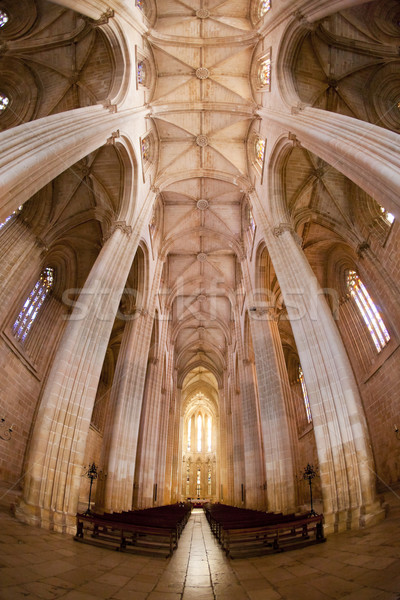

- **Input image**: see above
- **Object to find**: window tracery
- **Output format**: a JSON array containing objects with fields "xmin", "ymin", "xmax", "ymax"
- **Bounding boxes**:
[
  {"xmin": 13, "ymin": 267, "xmax": 54, "ymax": 342},
  {"xmin": 346, "ymin": 270, "xmax": 390, "ymax": 352}
]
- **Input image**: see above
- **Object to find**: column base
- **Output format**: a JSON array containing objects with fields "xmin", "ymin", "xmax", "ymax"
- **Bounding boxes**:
[
  {"xmin": 323, "ymin": 501, "xmax": 385, "ymax": 534},
  {"xmin": 15, "ymin": 499, "xmax": 77, "ymax": 535}
]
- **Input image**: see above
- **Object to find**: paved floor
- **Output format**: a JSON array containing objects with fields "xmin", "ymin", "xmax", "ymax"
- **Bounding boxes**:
[{"xmin": 1, "ymin": 495, "xmax": 400, "ymax": 600}]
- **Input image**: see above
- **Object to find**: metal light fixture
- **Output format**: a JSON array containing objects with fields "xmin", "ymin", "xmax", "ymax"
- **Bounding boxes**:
[
  {"xmin": 0, "ymin": 417, "xmax": 13, "ymax": 441},
  {"xmin": 82, "ymin": 462, "xmax": 106, "ymax": 514},
  {"xmin": 302, "ymin": 463, "xmax": 318, "ymax": 516}
]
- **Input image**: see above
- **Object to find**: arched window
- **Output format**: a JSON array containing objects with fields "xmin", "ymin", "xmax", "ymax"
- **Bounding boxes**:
[
  {"xmin": 259, "ymin": 0, "xmax": 271, "ymax": 17},
  {"xmin": 187, "ymin": 417, "xmax": 191, "ymax": 451},
  {"xmin": 207, "ymin": 416, "xmax": 212, "ymax": 452},
  {"xmin": 0, "ymin": 10, "xmax": 8, "ymax": 27},
  {"xmin": 380, "ymin": 205, "xmax": 394, "ymax": 225},
  {"xmin": 299, "ymin": 366, "xmax": 312, "ymax": 423},
  {"xmin": 259, "ymin": 58, "xmax": 271, "ymax": 87},
  {"xmin": 142, "ymin": 136, "xmax": 150, "ymax": 162},
  {"xmin": 197, "ymin": 414, "xmax": 202, "ymax": 452},
  {"xmin": 255, "ymin": 137, "xmax": 265, "ymax": 166},
  {"xmin": 248, "ymin": 206, "xmax": 256, "ymax": 234},
  {"xmin": 137, "ymin": 60, "xmax": 146, "ymax": 86},
  {"xmin": 0, "ymin": 206, "xmax": 22, "ymax": 230},
  {"xmin": 13, "ymin": 267, "xmax": 54, "ymax": 342},
  {"xmin": 346, "ymin": 270, "xmax": 390, "ymax": 352},
  {"xmin": 0, "ymin": 93, "xmax": 9, "ymax": 112}
]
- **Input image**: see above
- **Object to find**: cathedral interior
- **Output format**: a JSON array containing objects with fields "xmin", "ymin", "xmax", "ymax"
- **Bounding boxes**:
[{"xmin": 1, "ymin": 0, "xmax": 400, "ymax": 558}]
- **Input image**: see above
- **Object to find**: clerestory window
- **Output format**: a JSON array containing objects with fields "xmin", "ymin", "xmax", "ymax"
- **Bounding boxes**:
[
  {"xmin": 13, "ymin": 267, "xmax": 54, "ymax": 342},
  {"xmin": 299, "ymin": 366, "xmax": 312, "ymax": 423},
  {"xmin": 346, "ymin": 270, "xmax": 390, "ymax": 352}
]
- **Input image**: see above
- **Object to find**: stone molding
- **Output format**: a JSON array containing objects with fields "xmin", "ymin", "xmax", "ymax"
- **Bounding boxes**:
[{"xmin": 272, "ymin": 222, "xmax": 302, "ymax": 247}]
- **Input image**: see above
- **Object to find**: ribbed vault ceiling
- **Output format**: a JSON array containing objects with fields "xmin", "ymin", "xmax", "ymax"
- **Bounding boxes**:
[{"xmin": 149, "ymin": 0, "xmax": 255, "ymax": 380}]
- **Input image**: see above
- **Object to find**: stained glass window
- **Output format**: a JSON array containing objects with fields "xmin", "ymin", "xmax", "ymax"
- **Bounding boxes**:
[
  {"xmin": 13, "ymin": 267, "xmax": 54, "ymax": 342},
  {"xmin": 256, "ymin": 138, "xmax": 265, "ymax": 165},
  {"xmin": 346, "ymin": 270, "xmax": 390, "ymax": 352},
  {"xmin": 380, "ymin": 206, "xmax": 394, "ymax": 225},
  {"xmin": 299, "ymin": 366, "xmax": 312, "ymax": 423},
  {"xmin": 259, "ymin": 0, "xmax": 271, "ymax": 17},
  {"xmin": 142, "ymin": 136, "xmax": 150, "ymax": 162},
  {"xmin": 196, "ymin": 467, "xmax": 201, "ymax": 497},
  {"xmin": 197, "ymin": 414, "xmax": 202, "ymax": 452},
  {"xmin": 248, "ymin": 207, "xmax": 256, "ymax": 233},
  {"xmin": 0, "ymin": 206, "xmax": 22, "ymax": 230},
  {"xmin": 0, "ymin": 10, "xmax": 8, "ymax": 27},
  {"xmin": 137, "ymin": 60, "xmax": 146, "ymax": 85},
  {"xmin": 135, "ymin": 0, "xmax": 144, "ymax": 10},
  {"xmin": 259, "ymin": 58, "xmax": 271, "ymax": 87},
  {"xmin": 0, "ymin": 94, "xmax": 9, "ymax": 112}
]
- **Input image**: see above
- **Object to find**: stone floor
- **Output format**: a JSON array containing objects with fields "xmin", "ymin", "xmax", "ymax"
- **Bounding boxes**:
[{"xmin": 1, "ymin": 493, "xmax": 400, "ymax": 600}]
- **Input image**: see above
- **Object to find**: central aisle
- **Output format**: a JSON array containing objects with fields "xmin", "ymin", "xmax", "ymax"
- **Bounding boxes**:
[{"xmin": 164, "ymin": 508, "xmax": 250, "ymax": 600}]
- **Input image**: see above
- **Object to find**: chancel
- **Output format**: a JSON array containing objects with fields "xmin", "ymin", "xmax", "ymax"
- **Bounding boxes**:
[{"xmin": 1, "ymin": 0, "xmax": 400, "ymax": 596}]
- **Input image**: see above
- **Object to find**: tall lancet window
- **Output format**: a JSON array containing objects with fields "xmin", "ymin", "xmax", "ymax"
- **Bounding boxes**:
[
  {"xmin": 299, "ymin": 366, "xmax": 312, "ymax": 423},
  {"xmin": 346, "ymin": 270, "xmax": 390, "ymax": 352},
  {"xmin": 13, "ymin": 267, "xmax": 54, "ymax": 342},
  {"xmin": 207, "ymin": 416, "xmax": 212, "ymax": 452},
  {"xmin": 187, "ymin": 418, "xmax": 191, "ymax": 451},
  {"xmin": 197, "ymin": 414, "xmax": 202, "ymax": 452}
]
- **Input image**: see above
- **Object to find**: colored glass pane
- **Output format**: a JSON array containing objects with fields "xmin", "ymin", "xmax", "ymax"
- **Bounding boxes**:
[
  {"xmin": 259, "ymin": 0, "xmax": 271, "ymax": 17},
  {"xmin": 13, "ymin": 268, "xmax": 54, "ymax": 342},
  {"xmin": 137, "ymin": 60, "xmax": 145, "ymax": 85},
  {"xmin": 299, "ymin": 366, "xmax": 312, "ymax": 423},
  {"xmin": 256, "ymin": 138, "xmax": 265, "ymax": 164},
  {"xmin": 347, "ymin": 270, "xmax": 390, "ymax": 352},
  {"xmin": 0, "ymin": 10, "xmax": 8, "ymax": 27},
  {"xmin": 259, "ymin": 58, "xmax": 271, "ymax": 87},
  {"xmin": 0, "ymin": 94, "xmax": 9, "ymax": 111},
  {"xmin": 142, "ymin": 137, "xmax": 150, "ymax": 161}
]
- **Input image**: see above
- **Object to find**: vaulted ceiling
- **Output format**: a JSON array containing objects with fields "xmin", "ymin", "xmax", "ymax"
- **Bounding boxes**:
[{"xmin": 148, "ymin": 0, "xmax": 257, "ymax": 382}]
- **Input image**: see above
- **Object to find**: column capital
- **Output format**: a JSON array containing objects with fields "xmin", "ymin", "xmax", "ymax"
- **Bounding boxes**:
[{"xmin": 272, "ymin": 223, "xmax": 303, "ymax": 247}]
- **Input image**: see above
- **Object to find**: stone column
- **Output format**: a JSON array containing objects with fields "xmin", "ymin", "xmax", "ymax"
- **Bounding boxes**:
[
  {"xmin": 233, "ymin": 315, "xmax": 266, "ymax": 510},
  {"xmin": 252, "ymin": 206, "xmax": 383, "ymax": 531},
  {"xmin": 102, "ymin": 258, "xmax": 164, "ymax": 512},
  {"xmin": 248, "ymin": 308, "xmax": 296, "ymax": 513},
  {"xmin": 0, "ymin": 105, "xmax": 146, "ymax": 221},
  {"xmin": 262, "ymin": 107, "xmax": 400, "ymax": 218},
  {"xmin": 16, "ymin": 201, "xmax": 153, "ymax": 533},
  {"xmin": 136, "ymin": 313, "xmax": 169, "ymax": 507}
]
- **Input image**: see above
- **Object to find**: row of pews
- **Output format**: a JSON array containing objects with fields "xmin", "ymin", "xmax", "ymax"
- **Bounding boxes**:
[
  {"xmin": 74, "ymin": 503, "xmax": 192, "ymax": 557},
  {"xmin": 204, "ymin": 503, "xmax": 325, "ymax": 558}
]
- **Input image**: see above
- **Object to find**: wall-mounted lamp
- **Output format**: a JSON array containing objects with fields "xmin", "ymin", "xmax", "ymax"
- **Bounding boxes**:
[
  {"xmin": 395, "ymin": 424, "xmax": 400, "ymax": 440},
  {"xmin": 0, "ymin": 417, "xmax": 13, "ymax": 441}
]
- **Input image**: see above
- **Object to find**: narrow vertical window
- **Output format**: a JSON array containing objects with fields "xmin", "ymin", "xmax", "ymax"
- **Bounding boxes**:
[
  {"xmin": 255, "ymin": 138, "xmax": 265, "ymax": 166},
  {"xmin": 0, "ymin": 206, "xmax": 22, "ymax": 230},
  {"xmin": 142, "ymin": 136, "xmax": 150, "ymax": 162},
  {"xmin": 248, "ymin": 207, "xmax": 256, "ymax": 234},
  {"xmin": 197, "ymin": 414, "xmax": 202, "ymax": 452},
  {"xmin": 137, "ymin": 60, "xmax": 146, "ymax": 86},
  {"xmin": 207, "ymin": 416, "xmax": 212, "ymax": 452},
  {"xmin": 208, "ymin": 467, "xmax": 212, "ymax": 495},
  {"xmin": 259, "ymin": 0, "xmax": 271, "ymax": 17},
  {"xmin": 187, "ymin": 417, "xmax": 191, "ymax": 451},
  {"xmin": 299, "ymin": 366, "xmax": 312, "ymax": 423},
  {"xmin": 13, "ymin": 267, "xmax": 54, "ymax": 342},
  {"xmin": 196, "ymin": 467, "xmax": 201, "ymax": 497},
  {"xmin": 346, "ymin": 270, "xmax": 390, "ymax": 352},
  {"xmin": 0, "ymin": 93, "xmax": 9, "ymax": 112},
  {"xmin": 380, "ymin": 206, "xmax": 395, "ymax": 225},
  {"xmin": 259, "ymin": 58, "xmax": 271, "ymax": 88},
  {"xmin": 0, "ymin": 10, "xmax": 8, "ymax": 27}
]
